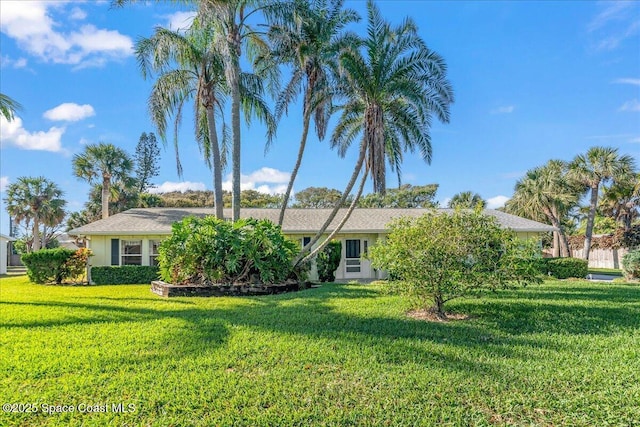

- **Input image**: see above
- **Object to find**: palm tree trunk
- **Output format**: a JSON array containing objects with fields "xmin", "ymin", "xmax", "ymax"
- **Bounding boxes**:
[
  {"xmin": 546, "ymin": 207, "xmax": 570, "ymax": 258},
  {"xmin": 294, "ymin": 140, "xmax": 367, "ymax": 266},
  {"xmin": 552, "ymin": 231, "xmax": 560, "ymax": 258},
  {"xmin": 583, "ymin": 184, "xmax": 599, "ymax": 260},
  {"xmin": 32, "ymin": 215, "xmax": 41, "ymax": 251},
  {"xmin": 102, "ymin": 177, "xmax": 110, "ymax": 219},
  {"xmin": 206, "ymin": 107, "xmax": 224, "ymax": 220},
  {"xmin": 228, "ymin": 28, "xmax": 242, "ymax": 222},
  {"xmin": 301, "ymin": 164, "xmax": 369, "ymax": 265},
  {"xmin": 278, "ymin": 91, "xmax": 313, "ymax": 226}
]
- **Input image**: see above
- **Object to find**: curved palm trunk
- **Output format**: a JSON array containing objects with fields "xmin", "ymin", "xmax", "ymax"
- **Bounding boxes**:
[
  {"xmin": 294, "ymin": 140, "xmax": 367, "ymax": 266},
  {"xmin": 301, "ymin": 164, "xmax": 368, "ymax": 265},
  {"xmin": 278, "ymin": 91, "xmax": 313, "ymax": 226},
  {"xmin": 102, "ymin": 177, "xmax": 110, "ymax": 219},
  {"xmin": 583, "ymin": 184, "xmax": 599, "ymax": 260},
  {"xmin": 32, "ymin": 215, "xmax": 41, "ymax": 251},
  {"xmin": 545, "ymin": 207, "xmax": 570, "ymax": 258},
  {"xmin": 206, "ymin": 108, "xmax": 224, "ymax": 220}
]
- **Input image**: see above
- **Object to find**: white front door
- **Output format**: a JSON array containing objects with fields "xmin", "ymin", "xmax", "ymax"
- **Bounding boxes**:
[{"xmin": 344, "ymin": 239, "xmax": 371, "ymax": 279}]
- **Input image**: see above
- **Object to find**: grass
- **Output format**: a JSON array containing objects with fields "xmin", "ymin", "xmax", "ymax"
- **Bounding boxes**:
[
  {"xmin": 587, "ymin": 267, "xmax": 623, "ymax": 276},
  {"xmin": 1, "ymin": 276, "xmax": 639, "ymax": 426}
]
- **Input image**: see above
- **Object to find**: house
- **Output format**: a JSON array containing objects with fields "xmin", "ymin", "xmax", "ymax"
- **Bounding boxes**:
[
  {"xmin": 0, "ymin": 234, "xmax": 16, "ymax": 275},
  {"xmin": 69, "ymin": 208, "xmax": 555, "ymax": 281}
]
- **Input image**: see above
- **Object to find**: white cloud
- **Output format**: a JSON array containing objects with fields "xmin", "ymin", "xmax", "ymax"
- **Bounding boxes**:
[
  {"xmin": 44, "ymin": 103, "xmax": 95, "ymax": 122},
  {"xmin": 612, "ymin": 78, "xmax": 640, "ymax": 86},
  {"xmin": 490, "ymin": 105, "xmax": 515, "ymax": 114},
  {"xmin": 588, "ymin": 2, "xmax": 640, "ymax": 51},
  {"xmin": 0, "ymin": 1, "xmax": 133, "ymax": 67},
  {"xmin": 165, "ymin": 11, "xmax": 196, "ymax": 31},
  {"xmin": 0, "ymin": 55, "xmax": 27, "ymax": 68},
  {"xmin": 0, "ymin": 116, "xmax": 64, "ymax": 152},
  {"xmin": 486, "ymin": 195, "xmax": 509, "ymax": 209},
  {"xmin": 588, "ymin": 2, "xmax": 633, "ymax": 32},
  {"xmin": 619, "ymin": 99, "xmax": 640, "ymax": 112},
  {"xmin": 69, "ymin": 7, "xmax": 87, "ymax": 21},
  {"xmin": 221, "ymin": 167, "xmax": 291, "ymax": 195},
  {"xmin": 148, "ymin": 181, "xmax": 207, "ymax": 194},
  {"xmin": 0, "ymin": 176, "xmax": 8, "ymax": 192},
  {"xmin": 630, "ymin": 137, "xmax": 640, "ymax": 144}
]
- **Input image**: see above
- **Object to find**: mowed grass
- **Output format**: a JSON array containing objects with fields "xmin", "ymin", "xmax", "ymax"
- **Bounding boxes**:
[{"xmin": 1, "ymin": 276, "xmax": 639, "ymax": 427}]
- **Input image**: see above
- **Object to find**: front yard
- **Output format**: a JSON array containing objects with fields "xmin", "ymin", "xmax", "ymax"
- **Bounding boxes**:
[{"xmin": 1, "ymin": 276, "xmax": 639, "ymax": 426}]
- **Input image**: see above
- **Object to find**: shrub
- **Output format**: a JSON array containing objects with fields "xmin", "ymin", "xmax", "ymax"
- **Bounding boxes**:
[
  {"xmin": 158, "ymin": 216, "xmax": 298, "ymax": 285},
  {"xmin": 21, "ymin": 248, "xmax": 92, "ymax": 284},
  {"xmin": 91, "ymin": 266, "xmax": 160, "ymax": 285},
  {"xmin": 622, "ymin": 250, "xmax": 640, "ymax": 280},
  {"xmin": 546, "ymin": 258, "xmax": 588, "ymax": 279},
  {"xmin": 317, "ymin": 240, "xmax": 342, "ymax": 282},
  {"xmin": 368, "ymin": 209, "xmax": 541, "ymax": 319}
]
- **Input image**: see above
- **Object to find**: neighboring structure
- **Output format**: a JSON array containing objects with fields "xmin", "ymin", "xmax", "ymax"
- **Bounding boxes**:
[
  {"xmin": 0, "ymin": 234, "xmax": 16, "ymax": 275},
  {"xmin": 69, "ymin": 208, "xmax": 555, "ymax": 281}
]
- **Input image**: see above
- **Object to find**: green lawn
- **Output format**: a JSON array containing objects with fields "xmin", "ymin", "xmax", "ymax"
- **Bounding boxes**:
[
  {"xmin": 587, "ymin": 267, "xmax": 624, "ymax": 276},
  {"xmin": 1, "ymin": 276, "xmax": 639, "ymax": 426}
]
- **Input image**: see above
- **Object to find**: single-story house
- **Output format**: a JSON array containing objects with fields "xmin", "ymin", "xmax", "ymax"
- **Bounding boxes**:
[
  {"xmin": 69, "ymin": 208, "xmax": 555, "ymax": 281},
  {"xmin": 0, "ymin": 233, "xmax": 16, "ymax": 275}
]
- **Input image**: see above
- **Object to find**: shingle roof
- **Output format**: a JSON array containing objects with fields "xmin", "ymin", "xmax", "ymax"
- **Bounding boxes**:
[{"xmin": 69, "ymin": 208, "xmax": 556, "ymax": 236}]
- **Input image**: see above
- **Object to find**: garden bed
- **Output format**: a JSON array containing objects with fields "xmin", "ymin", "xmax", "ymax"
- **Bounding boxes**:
[{"xmin": 151, "ymin": 280, "xmax": 301, "ymax": 297}]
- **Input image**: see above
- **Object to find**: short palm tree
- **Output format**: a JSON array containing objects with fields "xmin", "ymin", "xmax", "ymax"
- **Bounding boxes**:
[
  {"xmin": 4, "ymin": 176, "xmax": 66, "ymax": 251},
  {"xmin": 0, "ymin": 93, "xmax": 22, "ymax": 122},
  {"xmin": 569, "ymin": 146, "xmax": 636, "ymax": 260},
  {"xmin": 297, "ymin": 0, "xmax": 454, "ymax": 264},
  {"xmin": 72, "ymin": 143, "xmax": 134, "ymax": 219},
  {"xmin": 448, "ymin": 191, "xmax": 486, "ymax": 209}
]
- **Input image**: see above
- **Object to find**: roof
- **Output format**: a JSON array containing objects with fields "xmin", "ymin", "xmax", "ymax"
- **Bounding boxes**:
[
  {"xmin": 0, "ymin": 233, "xmax": 16, "ymax": 241},
  {"xmin": 69, "ymin": 208, "xmax": 556, "ymax": 236}
]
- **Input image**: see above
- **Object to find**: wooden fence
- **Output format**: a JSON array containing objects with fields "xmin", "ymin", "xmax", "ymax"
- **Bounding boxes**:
[{"xmin": 570, "ymin": 248, "xmax": 629, "ymax": 269}]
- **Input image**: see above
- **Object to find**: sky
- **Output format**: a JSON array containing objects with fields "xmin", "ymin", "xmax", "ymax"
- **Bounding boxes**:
[{"xmin": 1, "ymin": 0, "xmax": 639, "ymax": 236}]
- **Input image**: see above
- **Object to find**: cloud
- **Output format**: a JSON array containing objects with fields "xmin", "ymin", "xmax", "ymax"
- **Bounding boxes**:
[
  {"xmin": 0, "ymin": 55, "xmax": 27, "ymax": 69},
  {"xmin": 222, "ymin": 167, "xmax": 291, "ymax": 195},
  {"xmin": 148, "ymin": 181, "xmax": 207, "ymax": 194},
  {"xmin": 69, "ymin": 7, "xmax": 87, "ymax": 21},
  {"xmin": 619, "ymin": 99, "xmax": 640, "ymax": 112},
  {"xmin": 612, "ymin": 78, "xmax": 640, "ymax": 86},
  {"xmin": 165, "ymin": 11, "xmax": 196, "ymax": 31},
  {"xmin": 0, "ymin": 176, "xmax": 8, "ymax": 192},
  {"xmin": 588, "ymin": 1, "xmax": 633, "ymax": 32},
  {"xmin": 0, "ymin": 1, "xmax": 133, "ymax": 67},
  {"xmin": 490, "ymin": 105, "xmax": 515, "ymax": 114},
  {"xmin": 588, "ymin": 2, "xmax": 640, "ymax": 51},
  {"xmin": 43, "ymin": 103, "xmax": 95, "ymax": 122},
  {"xmin": 486, "ymin": 195, "xmax": 509, "ymax": 209},
  {"xmin": 0, "ymin": 116, "xmax": 64, "ymax": 152},
  {"xmin": 630, "ymin": 137, "xmax": 640, "ymax": 144}
]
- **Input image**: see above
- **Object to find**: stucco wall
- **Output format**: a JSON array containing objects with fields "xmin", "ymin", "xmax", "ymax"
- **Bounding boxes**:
[
  {"xmin": 0, "ymin": 237, "xmax": 9, "ymax": 275},
  {"xmin": 88, "ymin": 235, "xmax": 168, "ymax": 267}
]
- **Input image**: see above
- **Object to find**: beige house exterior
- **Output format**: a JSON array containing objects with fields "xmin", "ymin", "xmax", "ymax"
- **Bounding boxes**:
[
  {"xmin": 0, "ymin": 234, "xmax": 16, "ymax": 275},
  {"xmin": 70, "ymin": 208, "xmax": 555, "ymax": 281}
]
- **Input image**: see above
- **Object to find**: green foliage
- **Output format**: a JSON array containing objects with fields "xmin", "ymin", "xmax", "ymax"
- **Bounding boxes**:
[
  {"xmin": 91, "ymin": 266, "xmax": 160, "ymax": 285},
  {"xmin": 158, "ymin": 216, "xmax": 298, "ymax": 285},
  {"xmin": 369, "ymin": 209, "xmax": 541, "ymax": 316},
  {"xmin": 134, "ymin": 132, "xmax": 161, "ymax": 192},
  {"xmin": 357, "ymin": 184, "xmax": 439, "ymax": 208},
  {"xmin": 576, "ymin": 215, "xmax": 618, "ymax": 235},
  {"xmin": 545, "ymin": 258, "xmax": 589, "ymax": 279},
  {"xmin": 317, "ymin": 240, "xmax": 342, "ymax": 282},
  {"xmin": 622, "ymin": 250, "xmax": 640, "ymax": 280},
  {"xmin": 292, "ymin": 187, "xmax": 350, "ymax": 208},
  {"xmin": 21, "ymin": 248, "xmax": 92, "ymax": 284}
]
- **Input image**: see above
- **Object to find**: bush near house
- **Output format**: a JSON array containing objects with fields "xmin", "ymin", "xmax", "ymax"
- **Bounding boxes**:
[
  {"xmin": 91, "ymin": 266, "xmax": 160, "ymax": 285},
  {"xmin": 622, "ymin": 250, "xmax": 640, "ymax": 280},
  {"xmin": 21, "ymin": 248, "xmax": 92, "ymax": 284},
  {"xmin": 317, "ymin": 240, "xmax": 342, "ymax": 282},
  {"xmin": 158, "ymin": 216, "xmax": 297, "ymax": 286},
  {"xmin": 545, "ymin": 258, "xmax": 588, "ymax": 279}
]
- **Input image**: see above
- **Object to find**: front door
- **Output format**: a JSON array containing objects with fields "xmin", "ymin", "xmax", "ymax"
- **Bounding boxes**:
[{"xmin": 344, "ymin": 239, "xmax": 370, "ymax": 279}]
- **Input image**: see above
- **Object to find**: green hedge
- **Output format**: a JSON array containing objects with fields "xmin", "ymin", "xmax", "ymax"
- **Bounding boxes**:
[
  {"xmin": 622, "ymin": 250, "xmax": 640, "ymax": 280},
  {"xmin": 21, "ymin": 248, "xmax": 91, "ymax": 284},
  {"xmin": 317, "ymin": 240, "xmax": 342, "ymax": 282},
  {"xmin": 91, "ymin": 266, "xmax": 160, "ymax": 285},
  {"xmin": 544, "ymin": 258, "xmax": 588, "ymax": 279}
]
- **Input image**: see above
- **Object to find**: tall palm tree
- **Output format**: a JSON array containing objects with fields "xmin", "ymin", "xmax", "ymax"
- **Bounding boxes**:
[
  {"xmin": 296, "ymin": 0, "xmax": 453, "ymax": 264},
  {"xmin": 4, "ymin": 176, "xmax": 66, "ymax": 251},
  {"xmin": 263, "ymin": 0, "xmax": 359, "ymax": 226},
  {"xmin": 569, "ymin": 146, "xmax": 636, "ymax": 260},
  {"xmin": 505, "ymin": 160, "xmax": 580, "ymax": 258},
  {"xmin": 0, "ymin": 93, "xmax": 22, "ymax": 122},
  {"xmin": 72, "ymin": 143, "xmax": 134, "ymax": 219},
  {"xmin": 599, "ymin": 172, "xmax": 640, "ymax": 232},
  {"xmin": 448, "ymin": 191, "xmax": 486, "ymax": 209}
]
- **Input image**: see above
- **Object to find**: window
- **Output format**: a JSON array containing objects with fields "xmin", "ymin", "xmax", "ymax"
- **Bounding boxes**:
[
  {"xmin": 121, "ymin": 240, "xmax": 142, "ymax": 265},
  {"xmin": 301, "ymin": 237, "xmax": 311, "ymax": 248},
  {"xmin": 149, "ymin": 240, "xmax": 161, "ymax": 266}
]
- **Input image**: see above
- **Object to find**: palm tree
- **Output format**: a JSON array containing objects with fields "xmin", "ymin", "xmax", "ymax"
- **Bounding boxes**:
[
  {"xmin": 569, "ymin": 146, "xmax": 636, "ymax": 260},
  {"xmin": 4, "ymin": 177, "xmax": 66, "ymax": 251},
  {"xmin": 72, "ymin": 143, "xmax": 134, "ymax": 219},
  {"xmin": 599, "ymin": 172, "xmax": 640, "ymax": 232},
  {"xmin": 263, "ymin": 0, "xmax": 359, "ymax": 226},
  {"xmin": 296, "ymin": 0, "xmax": 453, "ymax": 264},
  {"xmin": 0, "ymin": 93, "xmax": 22, "ymax": 121},
  {"xmin": 505, "ymin": 160, "xmax": 580, "ymax": 258},
  {"xmin": 448, "ymin": 191, "xmax": 486, "ymax": 209}
]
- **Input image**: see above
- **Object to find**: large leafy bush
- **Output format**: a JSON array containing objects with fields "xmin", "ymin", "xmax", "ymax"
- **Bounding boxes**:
[
  {"xmin": 317, "ymin": 240, "xmax": 342, "ymax": 282},
  {"xmin": 158, "ymin": 216, "xmax": 298, "ymax": 285},
  {"xmin": 369, "ymin": 209, "xmax": 542, "ymax": 318},
  {"xmin": 622, "ymin": 250, "xmax": 640, "ymax": 280},
  {"xmin": 21, "ymin": 248, "xmax": 92, "ymax": 284},
  {"xmin": 91, "ymin": 266, "xmax": 160, "ymax": 285}
]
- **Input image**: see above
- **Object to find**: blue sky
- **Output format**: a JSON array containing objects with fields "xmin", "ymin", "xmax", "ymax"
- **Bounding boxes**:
[{"xmin": 1, "ymin": 0, "xmax": 639, "ymax": 235}]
